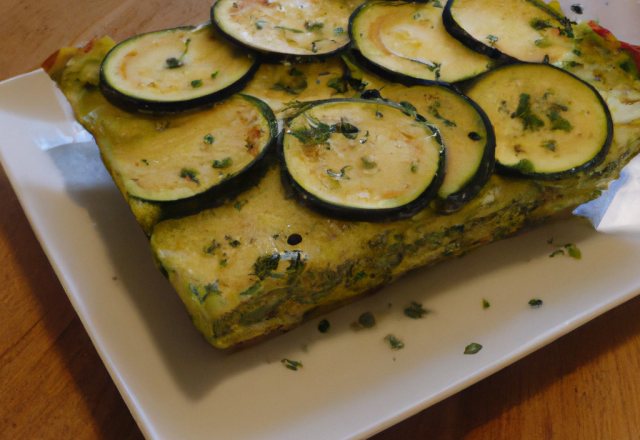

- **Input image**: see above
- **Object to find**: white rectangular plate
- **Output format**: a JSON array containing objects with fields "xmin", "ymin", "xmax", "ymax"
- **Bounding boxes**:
[{"xmin": 1, "ymin": 2, "xmax": 639, "ymax": 438}]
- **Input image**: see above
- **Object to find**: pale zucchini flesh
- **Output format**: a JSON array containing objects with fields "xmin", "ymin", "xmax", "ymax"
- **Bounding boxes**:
[
  {"xmin": 100, "ymin": 24, "xmax": 258, "ymax": 112},
  {"xmin": 212, "ymin": 0, "xmax": 365, "ymax": 58},
  {"xmin": 467, "ymin": 63, "xmax": 612, "ymax": 178},
  {"xmin": 350, "ymin": 1, "xmax": 495, "ymax": 84}
]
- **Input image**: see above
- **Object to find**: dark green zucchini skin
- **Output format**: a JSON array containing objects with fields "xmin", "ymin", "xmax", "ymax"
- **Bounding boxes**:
[
  {"xmin": 470, "ymin": 63, "xmax": 614, "ymax": 181},
  {"xmin": 277, "ymin": 98, "xmax": 446, "ymax": 223},
  {"xmin": 210, "ymin": 5, "xmax": 351, "ymax": 64},
  {"xmin": 442, "ymin": 0, "xmax": 571, "ymax": 64},
  {"xmin": 346, "ymin": 47, "xmax": 453, "ymax": 87},
  {"xmin": 99, "ymin": 27, "xmax": 261, "ymax": 114},
  {"xmin": 133, "ymin": 94, "xmax": 278, "ymax": 222}
]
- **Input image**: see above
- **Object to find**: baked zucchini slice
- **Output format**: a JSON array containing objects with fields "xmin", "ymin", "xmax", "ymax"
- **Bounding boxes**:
[
  {"xmin": 443, "ymin": 0, "xmax": 576, "ymax": 64},
  {"xmin": 380, "ymin": 84, "xmax": 495, "ymax": 212},
  {"xmin": 349, "ymin": 1, "xmax": 496, "ymax": 85},
  {"xmin": 466, "ymin": 63, "xmax": 612, "ymax": 179},
  {"xmin": 211, "ymin": 0, "xmax": 364, "ymax": 60},
  {"xmin": 100, "ymin": 24, "xmax": 259, "ymax": 113},
  {"xmin": 99, "ymin": 93, "xmax": 276, "ymax": 205},
  {"xmin": 279, "ymin": 99, "xmax": 445, "ymax": 221}
]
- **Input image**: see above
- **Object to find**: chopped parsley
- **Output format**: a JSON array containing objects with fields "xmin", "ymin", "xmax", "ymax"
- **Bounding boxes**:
[
  {"xmin": 204, "ymin": 134, "xmax": 214, "ymax": 144},
  {"xmin": 229, "ymin": 239, "xmax": 241, "ymax": 248},
  {"xmin": 541, "ymin": 140, "xmax": 557, "ymax": 151},
  {"xmin": 253, "ymin": 253, "xmax": 280, "ymax": 279},
  {"xmin": 354, "ymin": 271, "xmax": 367, "ymax": 283},
  {"xmin": 528, "ymin": 299, "xmax": 543, "ymax": 308},
  {"xmin": 327, "ymin": 165, "xmax": 353, "ymax": 181},
  {"xmin": 339, "ymin": 119, "xmax": 359, "ymax": 139},
  {"xmin": 306, "ymin": 22, "xmax": 324, "ymax": 31},
  {"xmin": 411, "ymin": 161, "xmax": 419, "ymax": 173},
  {"xmin": 550, "ymin": 249, "xmax": 565, "ymax": 258},
  {"xmin": 166, "ymin": 38, "xmax": 191, "ymax": 69},
  {"xmin": 512, "ymin": 93, "xmax": 545, "ymax": 131},
  {"xmin": 256, "ymin": 20, "xmax": 267, "ymax": 30},
  {"xmin": 220, "ymin": 259, "xmax": 228, "ymax": 267},
  {"xmin": 318, "ymin": 319, "xmax": 330, "ymax": 333},
  {"xmin": 211, "ymin": 71, "xmax": 219, "ymax": 79},
  {"xmin": 275, "ymin": 25, "xmax": 303, "ymax": 33},
  {"xmin": 486, "ymin": 34, "xmax": 498, "ymax": 46},
  {"xmin": 333, "ymin": 27, "xmax": 344, "ymax": 35},
  {"xmin": 281, "ymin": 359, "xmax": 303, "ymax": 371},
  {"xmin": 180, "ymin": 168, "xmax": 199, "ymax": 184},
  {"xmin": 404, "ymin": 301, "xmax": 428, "ymax": 319},
  {"xmin": 565, "ymin": 243, "xmax": 582, "ymax": 259},
  {"xmin": 234, "ymin": 200, "xmax": 248, "ymax": 211},
  {"xmin": 482, "ymin": 298, "xmax": 490, "ymax": 309},
  {"xmin": 212, "ymin": 157, "xmax": 232, "ymax": 169},
  {"xmin": 464, "ymin": 343, "xmax": 482, "ymax": 354},
  {"xmin": 429, "ymin": 101, "xmax": 456, "ymax": 127},
  {"xmin": 376, "ymin": 111, "xmax": 383, "ymax": 118},
  {"xmin": 547, "ymin": 111, "xmax": 573, "ymax": 132},
  {"xmin": 361, "ymin": 156, "xmax": 377, "ymax": 170},
  {"xmin": 141, "ymin": 159, "xmax": 149, "ymax": 165},
  {"xmin": 190, "ymin": 79, "xmax": 203, "ymax": 88},
  {"xmin": 385, "ymin": 334, "xmax": 405, "ymax": 350},
  {"xmin": 327, "ymin": 77, "xmax": 349, "ymax": 94},
  {"xmin": 358, "ymin": 311, "xmax": 376, "ymax": 328}
]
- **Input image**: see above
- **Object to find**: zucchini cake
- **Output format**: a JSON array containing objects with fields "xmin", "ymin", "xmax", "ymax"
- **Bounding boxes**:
[{"xmin": 44, "ymin": 2, "xmax": 640, "ymax": 348}]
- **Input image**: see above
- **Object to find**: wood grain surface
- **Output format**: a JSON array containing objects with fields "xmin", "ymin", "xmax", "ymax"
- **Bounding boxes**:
[{"xmin": 1, "ymin": 1, "xmax": 640, "ymax": 439}]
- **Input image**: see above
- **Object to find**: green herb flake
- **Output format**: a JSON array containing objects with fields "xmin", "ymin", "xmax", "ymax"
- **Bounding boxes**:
[
  {"xmin": 514, "ymin": 158, "xmax": 535, "ymax": 174},
  {"xmin": 404, "ymin": 301, "xmax": 428, "ymax": 319},
  {"xmin": 546, "ymin": 111, "xmax": 573, "ymax": 132},
  {"xmin": 318, "ymin": 319, "xmax": 330, "ymax": 333},
  {"xmin": 204, "ymin": 134, "xmax": 214, "ymax": 144},
  {"xmin": 289, "ymin": 113, "xmax": 334, "ymax": 145},
  {"xmin": 464, "ymin": 342, "xmax": 483, "ymax": 354},
  {"xmin": 542, "ymin": 140, "xmax": 557, "ymax": 151},
  {"xmin": 428, "ymin": 101, "xmax": 456, "ymax": 127},
  {"xmin": 413, "ymin": 12, "xmax": 421, "ymax": 19},
  {"xmin": 212, "ymin": 157, "xmax": 233, "ymax": 169},
  {"xmin": 333, "ymin": 27, "xmax": 344, "ymax": 35},
  {"xmin": 253, "ymin": 253, "xmax": 280, "ymax": 279},
  {"xmin": 361, "ymin": 156, "xmax": 377, "ymax": 170},
  {"xmin": 229, "ymin": 240, "xmax": 241, "ymax": 248},
  {"xmin": 239, "ymin": 281, "xmax": 261, "ymax": 297},
  {"xmin": 468, "ymin": 132, "xmax": 483, "ymax": 141},
  {"xmin": 281, "ymin": 359, "xmax": 303, "ymax": 371},
  {"xmin": 376, "ymin": 111, "xmax": 383, "ymax": 118},
  {"xmin": 220, "ymin": 259, "xmax": 228, "ymax": 267},
  {"xmin": 141, "ymin": 159, "xmax": 149, "ymax": 165},
  {"xmin": 166, "ymin": 57, "xmax": 182, "ymax": 69},
  {"xmin": 411, "ymin": 162, "xmax": 419, "ymax": 173},
  {"xmin": 204, "ymin": 280, "xmax": 221, "ymax": 296},
  {"xmin": 529, "ymin": 298, "xmax": 543, "ymax": 308},
  {"xmin": 327, "ymin": 165, "xmax": 352, "ymax": 180},
  {"xmin": 550, "ymin": 249, "xmax": 565, "ymax": 258},
  {"xmin": 573, "ymin": 49, "xmax": 582, "ymax": 56},
  {"xmin": 327, "ymin": 77, "xmax": 349, "ymax": 94},
  {"xmin": 311, "ymin": 42, "xmax": 318, "ymax": 53},
  {"xmin": 482, "ymin": 298, "xmax": 490, "ymax": 309},
  {"xmin": 339, "ymin": 118, "xmax": 359, "ymax": 139},
  {"xmin": 513, "ymin": 94, "xmax": 545, "ymax": 131},
  {"xmin": 354, "ymin": 271, "xmax": 367, "ymax": 283},
  {"xmin": 531, "ymin": 18, "xmax": 552, "ymax": 30},
  {"xmin": 565, "ymin": 243, "xmax": 582, "ymax": 259},
  {"xmin": 180, "ymin": 168, "xmax": 199, "ymax": 184},
  {"xmin": 211, "ymin": 71, "xmax": 219, "ymax": 79},
  {"xmin": 190, "ymin": 79, "xmax": 203, "ymax": 88},
  {"xmin": 385, "ymin": 334, "xmax": 405, "ymax": 350},
  {"xmin": 358, "ymin": 311, "xmax": 376, "ymax": 328},
  {"xmin": 275, "ymin": 25, "xmax": 303, "ymax": 33},
  {"xmin": 234, "ymin": 200, "xmax": 248, "ymax": 211},
  {"xmin": 306, "ymin": 21, "xmax": 324, "ymax": 31},
  {"xmin": 486, "ymin": 34, "xmax": 498, "ymax": 46},
  {"xmin": 256, "ymin": 20, "xmax": 267, "ymax": 30}
]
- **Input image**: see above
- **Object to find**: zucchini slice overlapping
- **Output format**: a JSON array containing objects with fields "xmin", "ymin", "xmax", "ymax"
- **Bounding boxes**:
[
  {"xmin": 100, "ymin": 93, "xmax": 276, "ymax": 205},
  {"xmin": 381, "ymin": 85, "xmax": 495, "ymax": 212},
  {"xmin": 212, "ymin": 0, "xmax": 365, "ymax": 60},
  {"xmin": 466, "ymin": 63, "xmax": 613, "ymax": 179},
  {"xmin": 100, "ymin": 24, "xmax": 258, "ymax": 113},
  {"xmin": 443, "ymin": 0, "xmax": 576, "ymax": 64},
  {"xmin": 349, "ymin": 1, "xmax": 495, "ymax": 85},
  {"xmin": 279, "ymin": 99, "xmax": 445, "ymax": 221}
]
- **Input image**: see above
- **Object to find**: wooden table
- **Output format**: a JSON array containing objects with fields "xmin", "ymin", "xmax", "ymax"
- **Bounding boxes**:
[{"xmin": 2, "ymin": 1, "xmax": 640, "ymax": 438}]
